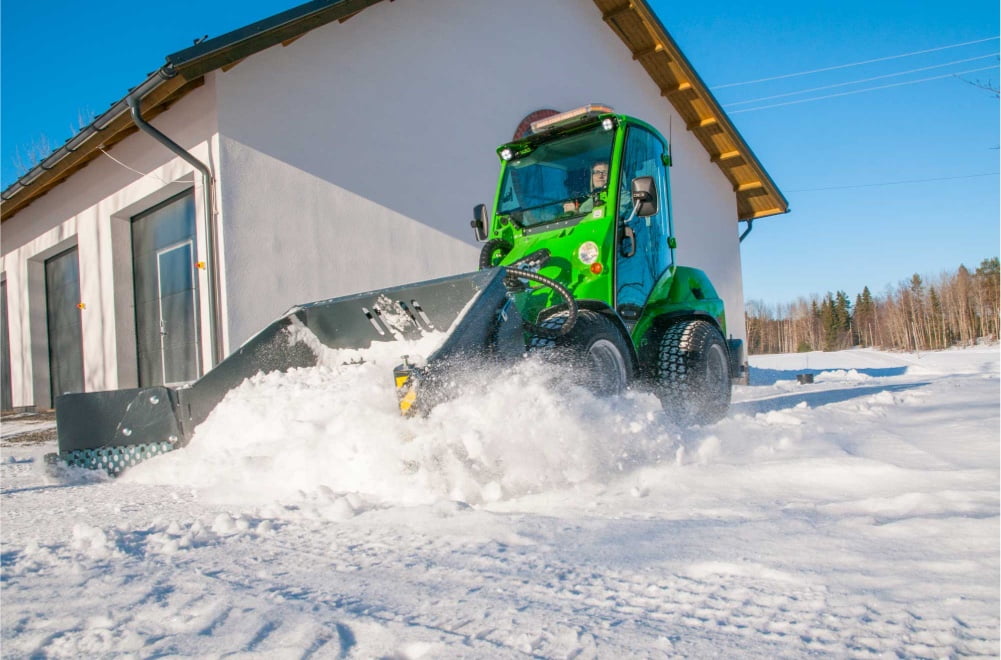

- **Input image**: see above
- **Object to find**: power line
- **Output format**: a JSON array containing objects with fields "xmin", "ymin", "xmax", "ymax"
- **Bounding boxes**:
[
  {"xmin": 714, "ymin": 36, "xmax": 999, "ymax": 89},
  {"xmin": 728, "ymin": 65, "xmax": 999, "ymax": 113},
  {"xmin": 724, "ymin": 53, "xmax": 999, "ymax": 107},
  {"xmin": 786, "ymin": 172, "xmax": 999, "ymax": 193}
]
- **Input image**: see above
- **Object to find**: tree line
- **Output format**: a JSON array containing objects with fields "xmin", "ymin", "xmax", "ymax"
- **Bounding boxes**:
[{"xmin": 745, "ymin": 257, "xmax": 1000, "ymax": 354}]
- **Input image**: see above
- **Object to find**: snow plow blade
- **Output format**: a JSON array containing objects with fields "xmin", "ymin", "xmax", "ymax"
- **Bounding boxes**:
[{"xmin": 54, "ymin": 268, "xmax": 524, "ymax": 474}]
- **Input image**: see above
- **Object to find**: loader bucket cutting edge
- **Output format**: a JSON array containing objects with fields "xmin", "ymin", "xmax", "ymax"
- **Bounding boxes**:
[{"xmin": 55, "ymin": 268, "xmax": 515, "ymax": 473}]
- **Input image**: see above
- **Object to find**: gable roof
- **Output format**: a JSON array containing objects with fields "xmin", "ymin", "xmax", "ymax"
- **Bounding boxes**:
[
  {"xmin": 0, "ymin": 0, "xmax": 787, "ymax": 222},
  {"xmin": 595, "ymin": 0, "xmax": 788, "ymax": 221}
]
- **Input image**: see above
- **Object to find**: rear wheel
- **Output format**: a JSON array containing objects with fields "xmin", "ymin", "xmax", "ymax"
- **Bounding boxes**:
[
  {"xmin": 656, "ymin": 319, "xmax": 731, "ymax": 425},
  {"xmin": 528, "ymin": 310, "xmax": 634, "ymax": 396}
]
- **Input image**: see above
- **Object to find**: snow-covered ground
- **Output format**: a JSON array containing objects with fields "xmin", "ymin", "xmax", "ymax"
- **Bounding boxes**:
[{"xmin": 2, "ymin": 346, "xmax": 998, "ymax": 658}]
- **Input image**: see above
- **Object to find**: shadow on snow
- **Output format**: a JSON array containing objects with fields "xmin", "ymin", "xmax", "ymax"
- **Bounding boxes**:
[
  {"xmin": 748, "ymin": 366, "xmax": 908, "ymax": 386},
  {"xmin": 731, "ymin": 382, "xmax": 930, "ymax": 417}
]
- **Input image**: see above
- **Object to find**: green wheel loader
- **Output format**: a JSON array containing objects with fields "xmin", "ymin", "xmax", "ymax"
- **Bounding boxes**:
[{"xmin": 54, "ymin": 104, "xmax": 743, "ymax": 474}]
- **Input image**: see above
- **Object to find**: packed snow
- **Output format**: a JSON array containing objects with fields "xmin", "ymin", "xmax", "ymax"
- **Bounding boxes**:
[{"xmin": 2, "ymin": 345, "xmax": 998, "ymax": 658}]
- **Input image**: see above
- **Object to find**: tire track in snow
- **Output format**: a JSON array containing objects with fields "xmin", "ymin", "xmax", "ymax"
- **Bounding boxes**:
[{"xmin": 240, "ymin": 516, "xmax": 999, "ymax": 658}]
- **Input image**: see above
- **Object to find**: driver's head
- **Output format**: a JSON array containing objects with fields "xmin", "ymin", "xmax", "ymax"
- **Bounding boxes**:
[{"xmin": 591, "ymin": 161, "xmax": 609, "ymax": 190}]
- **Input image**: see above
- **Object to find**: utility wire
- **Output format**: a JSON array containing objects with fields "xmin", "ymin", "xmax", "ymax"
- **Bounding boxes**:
[
  {"xmin": 729, "ymin": 65, "xmax": 999, "ymax": 113},
  {"xmin": 724, "ymin": 53, "xmax": 999, "ymax": 107},
  {"xmin": 714, "ymin": 36, "xmax": 998, "ymax": 89},
  {"xmin": 787, "ymin": 172, "xmax": 999, "ymax": 193},
  {"xmin": 99, "ymin": 147, "xmax": 172, "ymax": 185}
]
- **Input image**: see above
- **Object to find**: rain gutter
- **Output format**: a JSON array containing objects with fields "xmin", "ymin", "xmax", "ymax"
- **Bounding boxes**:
[
  {"xmin": 0, "ymin": 68, "xmax": 173, "ymax": 204},
  {"xmin": 126, "ymin": 84, "xmax": 224, "ymax": 369}
]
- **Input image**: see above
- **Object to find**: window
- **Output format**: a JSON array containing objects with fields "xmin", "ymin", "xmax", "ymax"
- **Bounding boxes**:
[{"xmin": 497, "ymin": 126, "xmax": 614, "ymax": 228}]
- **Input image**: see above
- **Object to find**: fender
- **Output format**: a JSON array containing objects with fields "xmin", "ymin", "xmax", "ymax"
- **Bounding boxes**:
[{"xmin": 629, "ymin": 266, "xmax": 728, "ymax": 380}]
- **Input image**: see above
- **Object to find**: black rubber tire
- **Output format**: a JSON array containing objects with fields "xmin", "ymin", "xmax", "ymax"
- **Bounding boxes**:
[
  {"xmin": 655, "ymin": 319, "xmax": 731, "ymax": 425},
  {"xmin": 528, "ymin": 310, "xmax": 634, "ymax": 396}
]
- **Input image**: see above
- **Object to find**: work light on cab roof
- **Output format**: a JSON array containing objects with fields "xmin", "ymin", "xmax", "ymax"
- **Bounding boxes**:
[{"xmin": 528, "ymin": 104, "xmax": 616, "ymax": 135}]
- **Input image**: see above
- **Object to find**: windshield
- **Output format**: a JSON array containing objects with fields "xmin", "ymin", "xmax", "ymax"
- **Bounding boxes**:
[{"xmin": 497, "ymin": 125, "xmax": 615, "ymax": 228}]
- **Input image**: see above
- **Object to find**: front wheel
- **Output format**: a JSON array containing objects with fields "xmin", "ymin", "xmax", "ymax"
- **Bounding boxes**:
[
  {"xmin": 528, "ymin": 310, "xmax": 634, "ymax": 396},
  {"xmin": 655, "ymin": 319, "xmax": 731, "ymax": 425}
]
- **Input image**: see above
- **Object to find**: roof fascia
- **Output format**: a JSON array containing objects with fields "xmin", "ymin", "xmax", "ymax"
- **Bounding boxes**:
[
  {"xmin": 166, "ymin": 0, "xmax": 386, "ymax": 81},
  {"xmin": 597, "ymin": 0, "xmax": 789, "ymax": 221}
]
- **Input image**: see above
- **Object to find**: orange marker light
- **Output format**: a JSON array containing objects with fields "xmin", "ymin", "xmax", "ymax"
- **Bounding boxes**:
[
  {"xmin": 196, "ymin": 261, "xmax": 206, "ymax": 270},
  {"xmin": 77, "ymin": 302, "xmax": 86, "ymax": 310},
  {"xmin": 590, "ymin": 262, "xmax": 603, "ymax": 275}
]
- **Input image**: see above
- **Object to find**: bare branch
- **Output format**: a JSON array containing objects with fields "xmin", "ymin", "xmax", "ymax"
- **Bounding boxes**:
[{"xmin": 11, "ymin": 135, "xmax": 54, "ymax": 177}]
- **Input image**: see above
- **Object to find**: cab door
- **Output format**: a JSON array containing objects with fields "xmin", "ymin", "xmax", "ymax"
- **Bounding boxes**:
[{"xmin": 615, "ymin": 126, "xmax": 671, "ymax": 324}]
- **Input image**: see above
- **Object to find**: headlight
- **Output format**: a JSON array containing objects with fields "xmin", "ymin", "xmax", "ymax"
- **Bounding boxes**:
[
  {"xmin": 577, "ymin": 241, "xmax": 599, "ymax": 265},
  {"xmin": 500, "ymin": 148, "xmax": 514, "ymax": 161}
]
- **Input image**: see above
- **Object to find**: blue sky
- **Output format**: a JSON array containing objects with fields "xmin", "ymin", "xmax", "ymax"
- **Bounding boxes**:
[{"xmin": 2, "ymin": 1, "xmax": 998, "ymax": 307}]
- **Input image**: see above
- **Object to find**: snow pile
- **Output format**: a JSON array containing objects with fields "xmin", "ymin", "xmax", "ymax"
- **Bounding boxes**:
[
  {"xmin": 124, "ymin": 333, "xmax": 679, "ymax": 506},
  {"xmin": 3, "ymin": 347, "xmax": 997, "ymax": 658},
  {"xmin": 814, "ymin": 368, "xmax": 873, "ymax": 383}
]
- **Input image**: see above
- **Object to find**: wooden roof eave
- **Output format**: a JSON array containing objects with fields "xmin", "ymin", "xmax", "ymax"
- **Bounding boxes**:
[
  {"xmin": 594, "ymin": 0, "xmax": 789, "ymax": 222},
  {"xmin": 0, "ymin": 75, "xmax": 203, "ymax": 222}
]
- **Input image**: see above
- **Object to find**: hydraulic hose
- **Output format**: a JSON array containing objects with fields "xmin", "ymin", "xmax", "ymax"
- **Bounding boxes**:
[
  {"xmin": 504, "ymin": 267, "xmax": 578, "ymax": 338},
  {"xmin": 479, "ymin": 239, "xmax": 512, "ymax": 270}
]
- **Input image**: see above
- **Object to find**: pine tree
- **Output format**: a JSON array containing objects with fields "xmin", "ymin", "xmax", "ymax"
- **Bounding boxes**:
[
  {"xmin": 974, "ymin": 257, "xmax": 1000, "ymax": 339},
  {"xmin": 741, "ymin": 257, "xmax": 997, "ymax": 354},
  {"xmin": 834, "ymin": 291, "xmax": 852, "ymax": 348},
  {"xmin": 854, "ymin": 286, "xmax": 876, "ymax": 346},
  {"xmin": 908, "ymin": 274, "xmax": 926, "ymax": 350}
]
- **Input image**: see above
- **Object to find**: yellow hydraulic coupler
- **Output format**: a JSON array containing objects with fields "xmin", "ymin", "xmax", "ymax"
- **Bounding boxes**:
[{"xmin": 393, "ymin": 356, "xmax": 420, "ymax": 417}]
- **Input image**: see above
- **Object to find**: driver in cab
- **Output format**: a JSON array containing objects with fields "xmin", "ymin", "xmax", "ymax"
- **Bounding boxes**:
[{"xmin": 564, "ymin": 161, "xmax": 608, "ymax": 214}]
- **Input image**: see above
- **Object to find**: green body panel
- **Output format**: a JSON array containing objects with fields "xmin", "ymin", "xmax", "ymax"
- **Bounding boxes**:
[
  {"xmin": 488, "ymin": 213, "xmax": 615, "ymax": 324},
  {"xmin": 486, "ymin": 112, "xmax": 725, "ymax": 359},
  {"xmin": 629, "ymin": 266, "xmax": 727, "ymax": 364}
]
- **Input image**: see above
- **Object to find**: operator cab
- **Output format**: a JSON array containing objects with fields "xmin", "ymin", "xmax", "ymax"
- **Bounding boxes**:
[{"xmin": 474, "ymin": 104, "xmax": 676, "ymax": 325}]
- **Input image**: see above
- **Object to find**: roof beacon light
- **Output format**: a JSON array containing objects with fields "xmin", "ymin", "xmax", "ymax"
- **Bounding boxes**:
[{"xmin": 529, "ymin": 104, "xmax": 615, "ymax": 135}]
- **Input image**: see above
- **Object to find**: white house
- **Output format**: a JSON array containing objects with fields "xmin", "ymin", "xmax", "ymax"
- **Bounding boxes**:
[{"xmin": 0, "ymin": 0, "xmax": 787, "ymax": 411}]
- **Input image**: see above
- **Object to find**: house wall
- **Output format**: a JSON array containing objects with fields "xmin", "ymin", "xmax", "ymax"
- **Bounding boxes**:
[
  {"xmin": 214, "ymin": 0, "xmax": 746, "ymax": 350},
  {"xmin": 0, "ymin": 81, "xmax": 218, "ymax": 408},
  {"xmin": 1, "ymin": 0, "xmax": 752, "ymax": 408}
]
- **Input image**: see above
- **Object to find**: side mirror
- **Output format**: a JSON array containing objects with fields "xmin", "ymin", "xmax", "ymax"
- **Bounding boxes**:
[
  {"xmin": 470, "ymin": 203, "xmax": 490, "ymax": 242},
  {"xmin": 630, "ymin": 176, "xmax": 658, "ymax": 217}
]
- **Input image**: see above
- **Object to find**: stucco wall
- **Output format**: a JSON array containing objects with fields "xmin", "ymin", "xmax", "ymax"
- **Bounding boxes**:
[
  {"xmin": 0, "ymin": 81, "xmax": 218, "ymax": 407},
  {"xmin": 2, "ymin": 0, "xmax": 754, "ymax": 408},
  {"xmin": 214, "ymin": 0, "xmax": 746, "ymax": 349}
]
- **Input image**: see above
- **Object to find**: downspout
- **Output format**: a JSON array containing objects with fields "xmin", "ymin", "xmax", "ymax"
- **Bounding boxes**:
[
  {"xmin": 126, "ymin": 86, "xmax": 224, "ymax": 369},
  {"xmin": 739, "ymin": 219, "xmax": 754, "ymax": 243}
]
